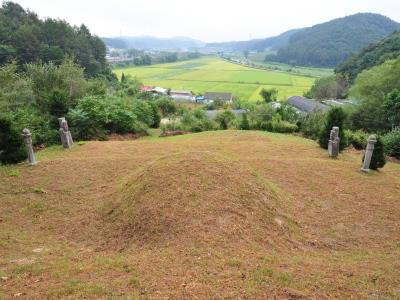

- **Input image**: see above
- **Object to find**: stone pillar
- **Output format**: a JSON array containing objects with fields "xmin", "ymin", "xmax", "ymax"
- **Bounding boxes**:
[
  {"xmin": 22, "ymin": 129, "xmax": 37, "ymax": 166},
  {"xmin": 328, "ymin": 126, "xmax": 340, "ymax": 158},
  {"xmin": 361, "ymin": 135, "xmax": 377, "ymax": 172},
  {"xmin": 58, "ymin": 117, "xmax": 73, "ymax": 149}
]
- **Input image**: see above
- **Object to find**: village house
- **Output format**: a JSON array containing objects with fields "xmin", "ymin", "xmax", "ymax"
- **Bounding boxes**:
[
  {"xmin": 170, "ymin": 90, "xmax": 194, "ymax": 101},
  {"xmin": 287, "ymin": 96, "xmax": 329, "ymax": 113},
  {"xmin": 140, "ymin": 85, "xmax": 154, "ymax": 93},
  {"xmin": 140, "ymin": 86, "xmax": 168, "ymax": 96},
  {"xmin": 204, "ymin": 92, "xmax": 233, "ymax": 103}
]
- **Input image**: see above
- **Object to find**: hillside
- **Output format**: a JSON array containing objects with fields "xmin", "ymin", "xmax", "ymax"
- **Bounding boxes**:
[
  {"xmin": 208, "ymin": 13, "xmax": 400, "ymax": 68},
  {"xmin": 102, "ymin": 36, "xmax": 205, "ymax": 50},
  {"xmin": 336, "ymin": 31, "xmax": 400, "ymax": 82},
  {"xmin": 1, "ymin": 131, "xmax": 400, "ymax": 298},
  {"xmin": 266, "ymin": 13, "xmax": 400, "ymax": 67}
]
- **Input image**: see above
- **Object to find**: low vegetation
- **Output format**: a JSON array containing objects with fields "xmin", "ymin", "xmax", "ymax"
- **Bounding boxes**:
[{"xmin": 114, "ymin": 56, "xmax": 316, "ymax": 101}]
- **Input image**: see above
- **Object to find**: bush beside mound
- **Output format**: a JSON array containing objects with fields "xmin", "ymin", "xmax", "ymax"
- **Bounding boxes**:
[
  {"xmin": 383, "ymin": 129, "xmax": 400, "ymax": 158},
  {"xmin": 0, "ymin": 117, "xmax": 27, "ymax": 164}
]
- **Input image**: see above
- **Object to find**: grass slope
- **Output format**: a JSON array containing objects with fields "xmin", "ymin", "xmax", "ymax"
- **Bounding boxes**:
[
  {"xmin": 114, "ymin": 57, "xmax": 316, "ymax": 101},
  {"xmin": 1, "ymin": 131, "xmax": 400, "ymax": 299}
]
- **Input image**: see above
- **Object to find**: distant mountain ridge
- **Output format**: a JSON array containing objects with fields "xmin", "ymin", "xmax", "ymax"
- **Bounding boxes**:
[
  {"xmin": 208, "ymin": 13, "xmax": 400, "ymax": 67},
  {"xmin": 102, "ymin": 36, "xmax": 205, "ymax": 50},
  {"xmin": 206, "ymin": 29, "xmax": 301, "ymax": 52}
]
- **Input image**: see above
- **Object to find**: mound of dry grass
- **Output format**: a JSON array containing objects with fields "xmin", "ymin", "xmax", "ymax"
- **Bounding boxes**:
[{"xmin": 103, "ymin": 151, "xmax": 298, "ymax": 249}]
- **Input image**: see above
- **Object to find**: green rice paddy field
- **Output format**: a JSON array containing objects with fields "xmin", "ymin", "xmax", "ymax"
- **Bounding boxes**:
[{"xmin": 114, "ymin": 56, "xmax": 321, "ymax": 101}]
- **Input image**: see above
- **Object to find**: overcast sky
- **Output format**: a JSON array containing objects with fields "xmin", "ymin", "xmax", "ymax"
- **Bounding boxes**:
[{"xmin": 10, "ymin": 0, "xmax": 400, "ymax": 42}]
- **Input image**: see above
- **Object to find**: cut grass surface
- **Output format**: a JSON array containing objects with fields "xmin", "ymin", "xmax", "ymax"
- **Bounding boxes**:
[
  {"xmin": 0, "ymin": 131, "xmax": 399, "ymax": 298},
  {"xmin": 114, "ymin": 56, "xmax": 316, "ymax": 101}
]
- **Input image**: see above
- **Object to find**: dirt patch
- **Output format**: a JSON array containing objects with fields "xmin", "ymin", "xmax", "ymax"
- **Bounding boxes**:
[
  {"xmin": 159, "ymin": 130, "xmax": 190, "ymax": 137},
  {"xmin": 107, "ymin": 132, "xmax": 147, "ymax": 141}
]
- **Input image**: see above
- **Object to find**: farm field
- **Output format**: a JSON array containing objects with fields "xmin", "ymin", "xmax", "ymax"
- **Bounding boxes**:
[
  {"xmin": 114, "ymin": 57, "xmax": 318, "ymax": 101},
  {"xmin": 247, "ymin": 51, "xmax": 334, "ymax": 78},
  {"xmin": 1, "ymin": 131, "xmax": 400, "ymax": 298}
]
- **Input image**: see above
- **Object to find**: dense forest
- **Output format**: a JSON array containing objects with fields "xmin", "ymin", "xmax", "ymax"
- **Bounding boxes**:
[
  {"xmin": 335, "ymin": 31, "xmax": 400, "ymax": 82},
  {"xmin": 0, "ymin": 1, "xmax": 110, "ymax": 77},
  {"xmin": 265, "ymin": 13, "xmax": 400, "ymax": 67}
]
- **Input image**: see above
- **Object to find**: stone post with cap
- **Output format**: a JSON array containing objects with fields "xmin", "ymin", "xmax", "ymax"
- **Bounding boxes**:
[
  {"xmin": 58, "ymin": 117, "xmax": 73, "ymax": 149},
  {"xmin": 361, "ymin": 135, "xmax": 377, "ymax": 172},
  {"xmin": 22, "ymin": 128, "xmax": 37, "ymax": 166},
  {"xmin": 328, "ymin": 126, "xmax": 340, "ymax": 158}
]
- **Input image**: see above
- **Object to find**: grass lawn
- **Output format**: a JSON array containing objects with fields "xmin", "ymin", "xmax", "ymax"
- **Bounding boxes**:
[
  {"xmin": 113, "ymin": 56, "xmax": 318, "ymax": 101},
  {"xmin": 1, "ymin": 131, "xmax": 399, "ymax": 298}
]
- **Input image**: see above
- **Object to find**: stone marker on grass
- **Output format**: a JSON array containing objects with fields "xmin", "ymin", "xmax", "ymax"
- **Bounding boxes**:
[
  {"xmin": 58, "ymin": 117, "xmax": 73, "ymax": 149},
  {"xmin": 22, "ymin": 128, "xmax": 37, "ymax": 166},
  {"xmin": 361, "ymin": 135, "xmax": 377, "ymax": 173},
  {"xmin": 328, "ymin": 126, "xmax": 340, "ymax": 158}
]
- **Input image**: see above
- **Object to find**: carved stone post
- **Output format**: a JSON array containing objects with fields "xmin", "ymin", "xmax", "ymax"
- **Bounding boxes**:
[
  {"xmin": 361, "ymin": 135, "xmax": 377, "ymax": 173},
  {"xmin": 22, "ymin": 129, "xmax": 37, "ymax": 166},
  {"xmin": 58, "ymin": 117, "xmax": 73, "ymax": 149},
  {"xmin": 328, "ymin": 126, "xmax": 340, "ymax": 158}
]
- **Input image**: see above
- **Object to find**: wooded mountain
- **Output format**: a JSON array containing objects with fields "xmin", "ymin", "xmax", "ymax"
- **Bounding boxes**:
[
  {"xmin": 102, "ymin": 36, "xmax": 205, "ymax": 50},
  {"xmin": 208, "ymin": 13, "xmax": 400, "ymax": 68},
  {"xmin": 0, "ymin": 2, "xmax": 108, "ymax": 77},
  {"xmin": 335, "ymin": 31, "xmax": 400, "ymax": 82},
  {"xmin": 266, "ymin": 13, "xmax": 400, "ymax": 67}
]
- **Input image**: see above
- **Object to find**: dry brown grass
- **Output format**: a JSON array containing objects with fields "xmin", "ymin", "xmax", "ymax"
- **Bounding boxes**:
[{"xmin": 0, "ymin": 131, "xmax": 399, "ymax": 299}]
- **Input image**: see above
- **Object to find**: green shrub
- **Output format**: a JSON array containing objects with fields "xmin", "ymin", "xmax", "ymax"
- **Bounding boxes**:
[
  {"xmin": 345, "ymin": 130, "xmax": 369, "ymax": 150},
  {"xmin": 248, "ymin": 104, "xmax": 275, "ymax": 129},
  {"xmin": 383, "ymin": 129, "xmax": 400, "ymax": 158},
  {"xmin": 367, "ymin": 136, "xmax": 386, "ymax": 170},
  {"xmin": 215, "ymin": 111, "xmax": 236, "ymax": 130},
  {"xmin": 11, "ymin": 107, "xmax": 58, "ymax": 145},
  {"xmin": 276, "ymin": 104, "xmax": 300, "ymax": 124},
  {"xmin": 239, "ymin": 113, "xmax": 250, "ymax": 130},
  {"xmin": 67, "ymin": 96, "xmax": 148, "ymax": 140},
  {"xmin": 319, "ymin": 107, "xmax": 347, "ymax": 150},
  {"xmin": 155, "ymin": 98, "xmax": 177, "ymax": 117},
  {"xmin": 149, "ymin": 102, "xmax": 161, "ymax": 128},
  {"xmin": 300, "ymin": 110, "xmax": 325, "ymax": 140},
  {"xmin": 0, "ymin": 116, "xmax": 27, "ymax": 164},
  {"xmin": 270, "ymin": 120, "xmax": 298, "ymax": 133},
  {"xmin": 180, "ymin": 109, "xmax": 217, "ymax": 132}
]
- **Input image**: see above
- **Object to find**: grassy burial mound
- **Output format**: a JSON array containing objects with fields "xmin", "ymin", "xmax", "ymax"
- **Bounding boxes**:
[
  {"xmin": 103, "ymin": 151, "xmax": 298, "ymax": 249},
  {"xmin": 1, "ymin": 131, "xmax": 400, "ymax": 298}
]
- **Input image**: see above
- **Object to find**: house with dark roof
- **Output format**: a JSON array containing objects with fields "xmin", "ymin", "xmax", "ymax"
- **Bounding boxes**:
[
  {"xmin": 170, "ymin": 90, "xmax": 194, "ymax": 101},
  {"xmin": 287, "ymin": 96, "xmax": 329, "ymax": 113},
  {"xmin": 204, "ymin": 92, "xmax": 233, "ymax": 103}
]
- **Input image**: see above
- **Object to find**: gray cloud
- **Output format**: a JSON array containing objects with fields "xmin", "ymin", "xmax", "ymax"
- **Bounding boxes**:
[{"xmin": 11, "ymin": 0, "xmax": 400, "ymax": 42}]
